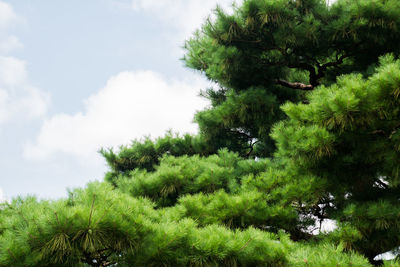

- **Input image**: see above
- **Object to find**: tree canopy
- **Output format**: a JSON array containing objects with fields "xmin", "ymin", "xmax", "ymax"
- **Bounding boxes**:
[
  {"xmin": 1, "ymin": 0, "xmax": 400, "ymax": 266},
  {"xmin": 185, "ymin": 0, "xmax": 400, "ymax": 158}
]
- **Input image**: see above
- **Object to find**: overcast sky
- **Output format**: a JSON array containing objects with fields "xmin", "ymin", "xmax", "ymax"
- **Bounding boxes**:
[{"xmin": 0, "ymin": 0, "xmax": 242, "ymax": 201}]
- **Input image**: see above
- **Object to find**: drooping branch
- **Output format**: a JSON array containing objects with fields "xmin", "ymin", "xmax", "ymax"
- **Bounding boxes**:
[
  {"xmin": 276, "ymin": 54, "xmax": 351, "ymax": 90},
  {"xmin": 275, "ymin": 79, "xmax": 314, "ymax": 90}
]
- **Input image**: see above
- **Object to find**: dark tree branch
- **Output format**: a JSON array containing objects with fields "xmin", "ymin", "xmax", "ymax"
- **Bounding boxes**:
[
  {"xmin": 288, "ymin": 62, "xmax": 315, "ymax": 74},
  {"xmin": 275, "ymin": 79, "xmax": 314, "ymax": 90},
  {"xmin": 320, "ymin": 53, "xmax": 348, "ymax": 69},
  {"xmin": 275, "ymin": 53, "xmax": 351, "ymax": 89},
  {"xmin": 314, "ymin": 53, "xmax": 351, "ymax": 83},
  {"xmin": 229, "ymin": 129, "xmax": 253, "ymax": 140},
  {"xmin": 369, "ymin": 129, "xmax": 386, "ymax": 135},
  {"xmin": 288, "ymin": 62, "xmax": 318, "ymax": 87},
  {"xmin": 246, "ymin": 140, "xmax": 260, "ymax": 158}
]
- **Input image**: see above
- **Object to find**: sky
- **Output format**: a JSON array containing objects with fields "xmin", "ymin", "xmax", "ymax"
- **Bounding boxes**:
[{"xmin": 0, "ymin": 0, "xmax": 241, "ymax": 201}]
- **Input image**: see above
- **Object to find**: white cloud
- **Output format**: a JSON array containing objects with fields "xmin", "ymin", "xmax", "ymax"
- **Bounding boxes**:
[
  {"xmin": 0, "ymin": 1, "xmax": 21, "ymax": 54},
  {"xmin": 0, "ymin": 84, "xmax": 50, "ymax": 123},
  {"xmin": 130, "ymin": 0, "xmax": 242, "ymax": 41},
  {"xmin": 0, "ymin": 2, "xmax": 49, "ymax": 124},
  {"xmin": 0, "ymin": 56, "xmax": 50, "ymax": 123},
  {"xmin": 24, "ymin": 71, "xmax": 209, "ymax": 161},
  {"xmin": 17, "ymin": 86, "xmax": 50, "ymax": 118},
  {"xmin": 0, "ymin": 1, "xmax": 17, "ymax": 29}
]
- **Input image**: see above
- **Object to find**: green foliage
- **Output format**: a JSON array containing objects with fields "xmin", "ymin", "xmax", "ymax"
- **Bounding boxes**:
[
  {"xmin": 383, "ymin": 259, "xmax": 400, "ymax": 267},
  {"xmin": 185, "ymin": 0, "xmax": 400, "ymax": 90},
  {"xmin": 115, "ymin": 150, "xmax": 324, "ymax": 239},
  {"xmin": 130, "ymin": 224, "xmax": 289, "ymax": 267},
  {"xmin": 99, "ymin": 54, "xmax": 400, "ymax": 265},
  {"xmin": 271, "ymin": 55, "xmax": 400, "ymax": 260},
  {"xmin": 101, "ymin": 132, "xmax": 214, "ymax": 184},
  {"xmin": 184, "ymin": 0, "xmax": 400, "ymax": 158},
  {"xmin": 0, "ymin": 182, "xmax": 371, "ymax": 266},
  {"xmin": 0, "ymin": 182, "xmax": 157, "ymax": 266},
  {"xmin": 195, "ymin": 87, "xmax": 292, "ymax": 157},
  {"xmin": 172, "ymin": 190, "xmax": 299, "ymax": 231},
  {"xmin": 3, "ymin": 0, "xmax": 400, "ymax": 265},
  {"xmin": 116, "ymin": 149, "xmax": 270, "ymax": 206},
  {"xmin": 287, "ymin": 242, "xmax": 369, "ymax": 266}
]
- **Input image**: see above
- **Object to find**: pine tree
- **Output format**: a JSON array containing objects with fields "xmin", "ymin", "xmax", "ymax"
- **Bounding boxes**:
[
  {"xmin": 184, "ymin": 0, "xmax": 400, "ymax": 158},
  {"xmin": 1, "ymin": 0, "xmax": 400, "ymax": 266},
  {"xmin": 271, "ymin": 55, "xmax": 400, "ymax": 263}
]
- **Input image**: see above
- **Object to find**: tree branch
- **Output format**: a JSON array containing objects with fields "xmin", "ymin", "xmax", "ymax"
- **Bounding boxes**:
[
  {"xmin": 275, "ymin": 79, "xmax": 314, "ymax": 90},
  {"xmin": 246, "ymin": 140, "xmax": 260, "ymax": 158},
  {"xmin": 314, "ymin": 53, "xmax": 350, "ymax": 83},
  {"xmin": 288, "ymin": 62, "xmax": 318, "ymax": 87},
  {"xmin": 229, "ymin": 129, "xmax": 253, "ymax": 140}
]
